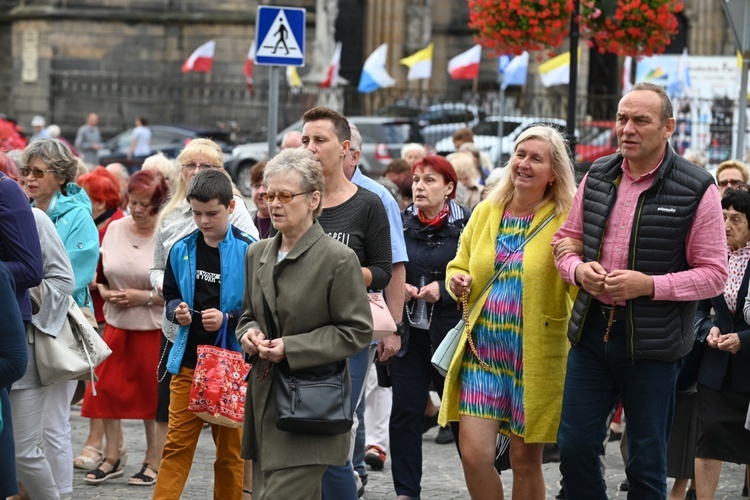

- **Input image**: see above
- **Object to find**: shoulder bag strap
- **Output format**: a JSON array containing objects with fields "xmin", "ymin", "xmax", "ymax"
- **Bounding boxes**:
[
  {"xmin": 463, "ymin": 212, "xmax": 556, "ymax": 371},
  {"xmin": 465, "ymin": 212, "xmax": 556, "ymax": 318}
]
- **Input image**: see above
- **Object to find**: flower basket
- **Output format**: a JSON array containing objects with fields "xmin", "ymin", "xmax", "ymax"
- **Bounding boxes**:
[
  {"xmin": 580, "ymin": 0, "xmax": 683, "ymax": 57},
  {"xmin": 468, "ymin": 0, "xmax": 575, "ymax": 56}
]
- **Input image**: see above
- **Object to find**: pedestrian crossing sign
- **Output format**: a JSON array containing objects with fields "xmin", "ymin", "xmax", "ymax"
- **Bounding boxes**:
[{"xmin": 255, "ymin": 6, "xmax": 306, "ymax": 67}]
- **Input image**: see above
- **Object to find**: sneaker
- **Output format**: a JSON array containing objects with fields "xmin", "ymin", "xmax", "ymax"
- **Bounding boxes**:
[
  {"xmin": 354, "ymin": 471, "xmax": 365, "ymax": 498},
  {"xmin": 435, "ymin": 426, "xmax": 454, "ymax": 444},
  {"xmin": 364, "ymin": 445, "xmax": 386, "ymax": 470}
]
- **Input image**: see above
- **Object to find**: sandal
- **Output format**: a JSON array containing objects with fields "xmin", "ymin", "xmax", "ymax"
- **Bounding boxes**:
[
  {"xmin": 128, "ymin": 463, "xmax": 158, "ymax": 486},
  {"xmin": 73, "ymin": 445, "xmax": 104, "ymax": 470},
  {"xmin": 243, "ymin": 489, "xmax": 252, "ymax": 499},
  {"xmin": 84, "ymin": 458, "xmax": 123, "ymax": 484}
]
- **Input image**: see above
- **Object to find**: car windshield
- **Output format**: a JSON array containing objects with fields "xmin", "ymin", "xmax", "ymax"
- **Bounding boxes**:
[
  {"xmin": 474, "ymin": 120, "xmax": 522, "ymax": 137},
  {"xmin": 578, "ymin": 124, "xmax": 614, "ymax": 146},
  {"xmin": 356, "ymin": 123, "xmax": 411, "ymax": 143}
]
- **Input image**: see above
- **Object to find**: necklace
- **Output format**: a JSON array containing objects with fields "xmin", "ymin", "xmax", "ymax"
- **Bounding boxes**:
[{"xmin": 324, "ymin": 187, "xmax": 344, "ymax": 205}]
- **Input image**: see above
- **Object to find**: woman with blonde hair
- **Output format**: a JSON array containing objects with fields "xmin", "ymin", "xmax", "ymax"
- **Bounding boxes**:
[
  {"xmin": 449, "ymin": 152, "xmax": 484, "ymax": 210},
  {"xmin": 442, "ymin": 125, "xmax": 577, "ymax": 499}
]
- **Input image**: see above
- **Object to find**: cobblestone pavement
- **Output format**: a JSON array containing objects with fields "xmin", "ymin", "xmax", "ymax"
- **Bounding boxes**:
[{"xmin": 70, "ymin": 407, "xmax": 747, "ymax": 499}]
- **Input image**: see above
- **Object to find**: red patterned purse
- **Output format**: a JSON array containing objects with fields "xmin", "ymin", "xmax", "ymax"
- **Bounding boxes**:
[{"xmin": 189, "ymin": 314, "xmax": 250, "ymax": 428}]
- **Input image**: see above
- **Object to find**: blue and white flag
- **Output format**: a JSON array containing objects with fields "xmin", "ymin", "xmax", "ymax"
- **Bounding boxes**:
[
  {"xmin": 358, "ymin": 43, "xmax": 396, "ymax": 93},
  {"xmin": 501, "ymin": 52, "xmax": 529, "ymax": 89}
]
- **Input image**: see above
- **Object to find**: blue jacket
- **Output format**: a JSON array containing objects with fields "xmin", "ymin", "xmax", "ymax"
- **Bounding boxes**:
[
  {"xmin": 36, "ymin": 182, "xmax": 98, "ymax": 308},
  {"xmin": 0, "ymin": 172, "xmax": 42, "ymax": 321},
  {"xmin": 163, "ymin": 225, "xmax": 255, "ymax": 374}
]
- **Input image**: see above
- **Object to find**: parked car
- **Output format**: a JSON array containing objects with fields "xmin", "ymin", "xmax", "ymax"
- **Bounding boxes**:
[
  {"xmin": 97, "ymin": 124, "xmax": 235, "ymax": 171},
  {"xmin": 416, "ymin": 103, "xmax": 483, "ymax": 146},
  {"xmin": 227, "ymin": 116, "xmax": 420, "ymax": 196},
  {"xmin": 434, "ymin": 116, "xmax": 568, "ymax": 167},
  {"xmin": 576, "ymin": 121, "xmax": 618, "ymax": 169}
]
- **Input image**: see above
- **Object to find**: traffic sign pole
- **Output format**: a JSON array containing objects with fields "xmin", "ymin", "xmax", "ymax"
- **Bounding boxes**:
[
  {"xmin": 268, "ymin": 66, "xmax": 280, "ymax": 160},
  {"xmin": 255, "ymin": 6, "xmax": 306, "ymax": 161}
]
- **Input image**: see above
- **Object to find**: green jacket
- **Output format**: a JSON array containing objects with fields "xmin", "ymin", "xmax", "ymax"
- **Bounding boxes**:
[{"xmin": 236, "ymin": 220, "xmax": 373, "ymax": 470}]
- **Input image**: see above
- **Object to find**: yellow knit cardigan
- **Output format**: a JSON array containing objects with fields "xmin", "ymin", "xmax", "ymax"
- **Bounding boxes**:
[{"xmin": 439, "ymin": 199, "xmax": 577, "ymax": 443}]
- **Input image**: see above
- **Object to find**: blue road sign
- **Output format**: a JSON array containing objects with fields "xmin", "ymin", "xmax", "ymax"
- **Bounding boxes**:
[{"xmin": 255, "ymin": 6, "xmax": 306, "ymax": 67}]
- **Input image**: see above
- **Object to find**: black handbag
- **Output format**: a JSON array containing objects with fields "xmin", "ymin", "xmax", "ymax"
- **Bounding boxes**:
[{"xmin": 263, "ymin": 296, "xmax": 353, "ymax": 435}]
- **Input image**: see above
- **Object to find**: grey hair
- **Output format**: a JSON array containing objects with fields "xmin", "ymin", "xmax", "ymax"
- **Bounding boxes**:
[
  {"xmin": 401, "ymin": 143, "xmax": 426, "ymax": 159},
  {"xmin": 349, "ymin": 123, "xmax": 363, "ymax": 151},
  {"xmin": 264, "ymin": 148, "xmax": 326, "ymax": 217},
  {"xmin": 22, "ymin": 139, "xmax": 78, "ymax": 194}
]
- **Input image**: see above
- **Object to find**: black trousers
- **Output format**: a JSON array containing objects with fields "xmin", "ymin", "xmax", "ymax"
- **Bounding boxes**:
[{"xmin": 389, "ymin": 328, "xmax": 459, "ymax": 497}]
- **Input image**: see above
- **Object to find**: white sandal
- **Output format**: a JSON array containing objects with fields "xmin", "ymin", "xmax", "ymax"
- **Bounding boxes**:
[{"xmin": 73, "ymin": 445, "xmax": 104, "ymax": 470}]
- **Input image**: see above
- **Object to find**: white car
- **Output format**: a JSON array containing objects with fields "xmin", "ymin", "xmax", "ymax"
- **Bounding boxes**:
[{"xmin": 435, "ymin": 116, "xmax": 568, "ymax": 167}]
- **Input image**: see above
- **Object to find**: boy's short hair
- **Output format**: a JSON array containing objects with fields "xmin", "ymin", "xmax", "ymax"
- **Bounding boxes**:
[{"xmin": 186, "ymin": 169, "xmax": 233, "ymax": 207}]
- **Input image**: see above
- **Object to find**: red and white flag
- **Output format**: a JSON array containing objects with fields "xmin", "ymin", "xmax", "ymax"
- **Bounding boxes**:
[
  {"xmin": 448, "ymin": 45, "xmax": 481, "ymax": 80},
  {"xmin": 244, "ymin": 41, "xmax": 256, "ymax": 92},
  {"xmin": 181, "ymin": 40, "xmax": 215, "ymax": 73},
  {"xmin": 321, "ymin": 42, "xmax": 342, "ymax": 88}
]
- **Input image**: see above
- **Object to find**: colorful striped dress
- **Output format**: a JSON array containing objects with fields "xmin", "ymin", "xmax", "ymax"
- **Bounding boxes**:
[{"xmin": 458, "ymin": 210, "xmax": 532, "ymax": 437}]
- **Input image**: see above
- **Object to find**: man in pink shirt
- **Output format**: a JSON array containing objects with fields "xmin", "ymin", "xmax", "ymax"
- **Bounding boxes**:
[{"xmin": 553, "ymin": 82, "xmax": 728, "ymax": 499}]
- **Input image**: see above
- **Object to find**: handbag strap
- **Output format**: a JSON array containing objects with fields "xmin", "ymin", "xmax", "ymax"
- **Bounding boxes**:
[
  {"xmin": 213, "ymin": 313, "xmax": 230, "ymax": 349},
  {"xmin": 463, "ymin": 212, "xmax": 556, "ymax": 370},
  {"xmin": 464, "ymin": 212, "xmax": 556, "ymax": 319},
  {"xmin": 262, "ymin": 295, "xmax": 279, "ymax": 341}
]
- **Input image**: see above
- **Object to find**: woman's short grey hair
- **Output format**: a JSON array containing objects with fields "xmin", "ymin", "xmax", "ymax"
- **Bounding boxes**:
[
  {"xmin": 264, "ymin": 148, "xmax": 326, "ymax": 217},
  {"xmin": 22, "ymin": 139, "xmax": 78, "ymax": 193},
  {"xmin": 401, "ymin": 143, "xmax": 426, "ymax": 159}
]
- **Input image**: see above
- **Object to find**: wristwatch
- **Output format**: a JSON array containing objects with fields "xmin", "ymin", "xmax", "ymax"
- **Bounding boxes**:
[
  {"xmin": 394, "ymin": 321, "xmax": 406, "ymax": 337},
  {"xmin": 147, "ymin": 290, "xmax": 154, "ymax": 306}
]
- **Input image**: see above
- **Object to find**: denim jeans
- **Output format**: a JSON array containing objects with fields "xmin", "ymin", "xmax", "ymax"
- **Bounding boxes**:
[
  {"xmin": 321, "ymin": 346, "xmax": 371, "ymax": 500},
  {"xmin": 557, "ymin": 303, "xmax": 680, "ymax": 500}
]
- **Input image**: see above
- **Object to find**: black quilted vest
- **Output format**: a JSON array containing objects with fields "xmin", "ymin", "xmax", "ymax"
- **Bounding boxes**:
[{"xmin": 568, "ymin": 146, "xmax": 715, "ymax": 361}]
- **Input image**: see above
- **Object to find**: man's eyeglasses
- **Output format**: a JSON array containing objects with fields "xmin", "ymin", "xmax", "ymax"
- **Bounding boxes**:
[
  {"xmin": 181, "ymin": 163, "xmax": 223, "ymax": 171},
  {"xmin": 260, "ymin": 190, "xmax": 311, "ymax": 203},
  {"xmin": 719, "ymin": 179, "xmax": 742, "ymax": 188},
  {"xmin": 20, "ymin": 168, "xmax": 53, "ymax": 179}
]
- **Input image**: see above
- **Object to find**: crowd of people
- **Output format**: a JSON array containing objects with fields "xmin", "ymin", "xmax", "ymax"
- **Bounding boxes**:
[{"xmin": 0, "ymin": 81, "xmax": 748, "ymax": 500}]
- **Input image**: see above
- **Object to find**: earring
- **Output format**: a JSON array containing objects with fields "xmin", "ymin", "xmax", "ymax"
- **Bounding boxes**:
[{"xmin": 548, "ymin": 180, "xmax": 554, "ymax": 186}]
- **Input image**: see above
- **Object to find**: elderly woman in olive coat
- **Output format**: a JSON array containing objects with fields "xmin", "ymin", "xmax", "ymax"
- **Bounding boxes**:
[{"xmin": 236, "ymin": 148, "xmax": 372, "ymax": 500}]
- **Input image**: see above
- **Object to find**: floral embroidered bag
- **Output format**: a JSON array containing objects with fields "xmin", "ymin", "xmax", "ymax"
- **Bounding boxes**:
[{"xmin": 189, "ymin": 314, "xmax": 250, "ymax": 428}]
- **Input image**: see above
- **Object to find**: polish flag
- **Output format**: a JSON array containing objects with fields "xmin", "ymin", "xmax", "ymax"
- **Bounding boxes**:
[
  {"xmin": 321, "ymin": 42, "xmax": 342, "ymax": 88},
  {"xmin": 244, "ymin": 41, "xmax": 256, "ymax": 92},
  {"xmin": 448, "ymin": 45, "xmax": 482, "ymax": 80},
  {"xmin": 181, "ymin": 40, "xmax": 215, "ymax": 73}
]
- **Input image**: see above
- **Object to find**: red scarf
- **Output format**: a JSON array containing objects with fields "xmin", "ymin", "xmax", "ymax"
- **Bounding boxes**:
[{"xmin": 417, "ymin": 202, "xmax": 450, "ymax": 227}]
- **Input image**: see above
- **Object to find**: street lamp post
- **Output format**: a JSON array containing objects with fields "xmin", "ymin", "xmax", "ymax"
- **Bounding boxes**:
[{"xmin": 566, "ymin": 0, "xmax": 580, "ymax": 163}]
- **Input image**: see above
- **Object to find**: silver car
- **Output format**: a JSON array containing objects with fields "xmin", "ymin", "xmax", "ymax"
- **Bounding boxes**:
[{"xmin": 227, "ymin": 116, "xmax": 419, "ymax": 196}]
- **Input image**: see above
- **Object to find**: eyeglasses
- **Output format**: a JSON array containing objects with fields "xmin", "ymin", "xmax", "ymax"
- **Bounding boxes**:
[
  {"xmin": 260, "ymin": 190, "xmax": 311, "ymax": 203},
  {"xmin": 20, "ymin": 168, "xmax": 53, "ymax": 179},
  {"xmin": 719, "ymin": 179, "xmax": 742, "ymax": 188},
  {"xmin": 181, "ymin": 163, "xmax": 223, "ymax": 171}
]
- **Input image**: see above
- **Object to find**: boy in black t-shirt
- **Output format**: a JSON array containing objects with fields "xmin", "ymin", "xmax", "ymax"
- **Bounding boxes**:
[{"xmin": 156, "ymin": 169, "xmax": 255, "ymax": 500}]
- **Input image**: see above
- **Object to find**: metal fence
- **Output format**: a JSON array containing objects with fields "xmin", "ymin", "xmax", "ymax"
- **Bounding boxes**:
[{"xmin": 48, "ymin": 71, "xmax": 747, "ymax": 167}]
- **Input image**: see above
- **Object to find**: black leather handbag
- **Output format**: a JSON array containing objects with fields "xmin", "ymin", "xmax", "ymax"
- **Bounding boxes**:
[
  {"xmin": 274, "ymin": 361, "xmax": 353, "ymax": 435},
  {"xmin": 263, "ymin": 295, "xmax": 353, "ymax": 435}
]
